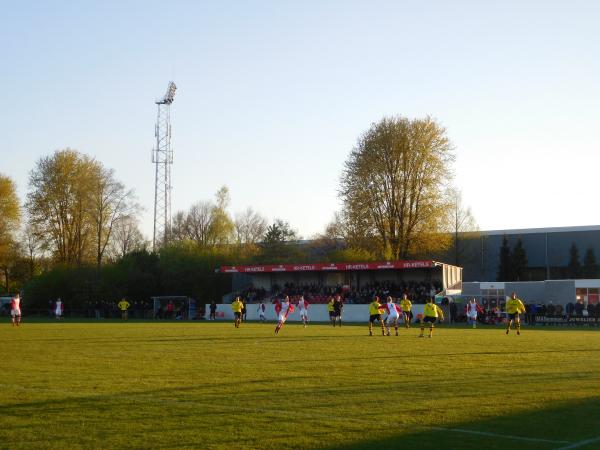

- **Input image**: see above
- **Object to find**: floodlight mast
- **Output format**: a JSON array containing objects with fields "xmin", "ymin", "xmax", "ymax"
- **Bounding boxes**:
[{"xmin": 152, "ymin": 81, "xmax": 177, "ymax": 251}]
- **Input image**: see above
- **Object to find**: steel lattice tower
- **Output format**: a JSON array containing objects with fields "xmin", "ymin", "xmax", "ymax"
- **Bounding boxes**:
[{"xmin": 152, "ymin": 81, "xmax": 177, "ymax": 251}]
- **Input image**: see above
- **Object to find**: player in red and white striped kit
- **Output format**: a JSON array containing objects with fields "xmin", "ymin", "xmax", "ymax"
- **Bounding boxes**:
[
  {"xmin": 274, "ymin": 296, "xmax": 294, "ymax": 335},
  {"xmin": 11, "ymin": 294, "xmax": 21, "ymax": 327},
  {"xmin": 297, "ymin": 296, "xmax": 309, "ymax": 328},
  {"xmin": 382, "ymin": 296, "xmax": 402, "ymax": 336}
]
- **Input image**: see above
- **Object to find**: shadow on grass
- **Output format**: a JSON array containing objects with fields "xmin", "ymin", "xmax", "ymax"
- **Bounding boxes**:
[
  {"xmin": 320, "ymin": 397, "xmax": 600, "ymax": 450},
  {"xmin": 2, "ymin": 382, "xmax": 599, "ymax": 450}
]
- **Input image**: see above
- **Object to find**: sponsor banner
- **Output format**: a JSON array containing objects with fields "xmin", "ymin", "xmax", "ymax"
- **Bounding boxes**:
[{"xmin": 220, "ymin": 260, "xmax": 434, "ymax": 273}]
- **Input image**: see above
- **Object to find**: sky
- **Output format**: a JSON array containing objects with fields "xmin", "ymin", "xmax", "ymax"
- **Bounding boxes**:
[{"xmin": 2, "ymin": 0, "xmax": 599, "ymax": 239}]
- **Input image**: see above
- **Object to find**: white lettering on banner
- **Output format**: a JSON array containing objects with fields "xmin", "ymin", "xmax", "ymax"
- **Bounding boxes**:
[
  {"xmin": 244, "ymin": 267, "xmax": 264, "ymax": 272},
  {"xmin": 293, "ymin": 265, "xmax": 316, "ymax": 271},
  {"xmin": 272, "ymin": 267, "xmax": 286, "ymax": 272},
  {"xmin": 404, "ymin": 261, "xmax": 429, "ymax": 268},
  {"xmin": 322, "ymin": 265, "xmax": 338, "ymax": 271},
  {"xmin": 345, "ymin": 264, "xmax": 369, "ymax": 270}
]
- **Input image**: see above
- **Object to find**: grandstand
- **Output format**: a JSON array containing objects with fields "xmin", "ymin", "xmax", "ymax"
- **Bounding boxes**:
[{"xmin": 220, "ymin": 260, "xmax": 462, "ymax": 304}]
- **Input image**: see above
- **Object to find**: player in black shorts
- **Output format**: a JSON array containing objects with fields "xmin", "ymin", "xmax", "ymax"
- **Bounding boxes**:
[
  {"xmin": 333, "ymin": 295, "xmax": 344, "ymax": 327},
  {"xmin": 368, "ymin": 296, "xmax": 386, "ymax": 336}
]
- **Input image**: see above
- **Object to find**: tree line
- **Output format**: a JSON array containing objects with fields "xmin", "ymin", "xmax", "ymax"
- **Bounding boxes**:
[{"xmin": 1, "ymin": 115, "xmax": 481, "ymax": 310}]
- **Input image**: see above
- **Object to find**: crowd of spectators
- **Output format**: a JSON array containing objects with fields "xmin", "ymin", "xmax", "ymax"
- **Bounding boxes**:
[
  {"xmin": 233, "ymin": 281, "xmax": 442, "ymax": 305},
  {"xmin": 81, "ymin": 300, "xmax": 155, "ymax": 319},
  {"xmin": 349, "ymin": 281, "xmax": 441, "ymax": 304}
]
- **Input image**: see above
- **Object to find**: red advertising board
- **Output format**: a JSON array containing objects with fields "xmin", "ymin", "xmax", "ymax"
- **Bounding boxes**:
[{"xmin": 220, "ymin": 260, "xmax": 434, "ymax": 273}]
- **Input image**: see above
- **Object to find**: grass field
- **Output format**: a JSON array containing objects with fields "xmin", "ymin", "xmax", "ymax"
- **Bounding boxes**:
[{"xmin": 1, "ymin": 320, "xmax": 600, "ymax": 450}]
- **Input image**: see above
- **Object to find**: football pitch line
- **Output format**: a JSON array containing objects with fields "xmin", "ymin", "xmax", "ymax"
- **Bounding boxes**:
[
  {"xmin": 428, "ymin": 427, "xmax": 570, "ymax": 445},
  {"xmin": 3, "ymin": 385, "xmax": 597, "ymax": 449},
  {"xmin": 4, "ymin": 390, "xmax": 599, "ymax": 449},
  {"xmin": 556, "ymin": 436, "xmax": 600, "ymax": 449}
]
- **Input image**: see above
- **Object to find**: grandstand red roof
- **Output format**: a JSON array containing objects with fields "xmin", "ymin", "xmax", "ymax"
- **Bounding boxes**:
[{"xmin": 220, "ymin": 260, "xmax": 436, "ymax": 273}]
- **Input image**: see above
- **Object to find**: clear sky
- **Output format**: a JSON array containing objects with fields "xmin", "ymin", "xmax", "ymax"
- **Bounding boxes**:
[{"xmin": 2, "ymin": 1, "xmax": 599, "ymax": 239}]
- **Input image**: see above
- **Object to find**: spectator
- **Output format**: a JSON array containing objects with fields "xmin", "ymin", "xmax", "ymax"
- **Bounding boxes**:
[
  {"xmin": 554, "ymin": 304, "xmax": 563, "ymax": 317},
  {"xmin": 166, "ymin": 300, "xmax": 175, "ymax": 319},
  {"xmin": 529, "ymin": 302, "xmax": 537, "ymax": 325},
  {"xmin": 117, "ymin": 298, "xmax": 130, "ymax": 320},
  {"xmin": 449, "ymin": 300, "xmax": 458, "ymax": 324},
  {"xmin": 566, "ymin": 302, "xmax": 575, "ymax": 319},
  {"xmin": 574, "ymin": 300, "xmax": 584, "ymax": 317}
]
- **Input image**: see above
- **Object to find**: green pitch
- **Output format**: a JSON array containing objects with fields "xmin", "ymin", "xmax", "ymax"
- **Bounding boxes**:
[{"xmin": 2, "ymin": 321, "xmax": 600, "ymax": 449}]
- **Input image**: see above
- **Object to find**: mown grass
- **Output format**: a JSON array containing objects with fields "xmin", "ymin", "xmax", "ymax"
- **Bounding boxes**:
[{"xmin": 1, "ymin": 320, "xmax": 599, "ymax": 449}]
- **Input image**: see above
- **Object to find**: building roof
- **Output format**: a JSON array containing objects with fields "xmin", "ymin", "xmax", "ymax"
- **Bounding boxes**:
[{"xmin": 483, "ymin": 225, "xmax": 600, "ymax": 236}]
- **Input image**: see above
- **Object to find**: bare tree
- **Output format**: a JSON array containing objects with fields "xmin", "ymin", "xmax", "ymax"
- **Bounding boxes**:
[
  {"xmin": 448, "ymin": 188, "xmax": 479, "ymax": 266},
  {"xmin": 171, "ymin": 210, "xmax": 189, "ymax": 242},
  {"xmin": 22, "ymin": 223, "xmax": 41, "ymax": 279},
  {"xmin": 90, "ymin": 167, "xmax": 139, "ymax": 267},
  {"xmin": 187, "ymin": 201, "xmax": 215, "ymax": 246},
  {"xmin": 234, "ymin": 207, "xmax": 268, "ymax": 245},
  {"xmin": 108, "ymin": 215, "xmax": 148, "ymax": 259}
]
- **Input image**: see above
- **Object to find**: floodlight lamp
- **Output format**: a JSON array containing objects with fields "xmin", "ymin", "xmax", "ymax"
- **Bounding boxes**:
[{"xmin": 164, "ymin": 81, "xmax": 177, "ymax": 103}]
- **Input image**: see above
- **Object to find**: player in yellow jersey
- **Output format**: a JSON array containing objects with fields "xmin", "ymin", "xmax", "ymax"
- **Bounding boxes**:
[
  {"xmin": 231, "ymin": 297, "xmax": 244, "ymax": 328},
  {"xmin": 505, "ymin": 292, "xmax": 526, "ymax": 335},
  {"xmin": 368, "ymin": 296, "xmax": 386, "ymax": 336},
  {"xmin": 419, "ymin": 297, "xmax": 444, "ymax": 338},
  {"xmin": 327, "ymin": 297, "xmax": 335, "ymax": 327},
  {"xmin": 400, "ymin": 294, "xmax": 413, "ymax": 328},
  {"xmin": 117, "ymin": 298, "xmax": 130, "ymax": 320}
]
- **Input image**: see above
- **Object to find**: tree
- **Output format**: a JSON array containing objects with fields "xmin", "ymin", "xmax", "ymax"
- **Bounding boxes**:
[
  {"xmin": 169, "ymin": 188, "xmax": 236, "ymax": 248},
  {"xmin": 234, "ymin": 207, "xmax": 268, "ymax": 245},
  {"xmin": 339, "ymin": 116, "xmax": 454, "ymax": 259},
  {"xmin": 186, "ymin": 201, "xmax": 214, "ymax": 246},
  {"xmin": 497, "ymin": 235, "xmax": 512, "ymax": 281},
  {"xmin": 89, "ymin": 167, "xmax": 139, "ymax": 267},
  {"xmin": 108, "ymin": 215, "xmax": 148, "ymax": 260},
  {"xmin": 171, "ymin": 210, "xmax": 190, "ymax": 242},
  {"xmin": 208, "ymin": 186, "xmax": 234, "ymax": 246},
  {"xmin": 511, "ymin": 238, "xmax": 528, "ymax": 281},
  {"xmin": 26, "ymin": 149, "xmax": 139, "ymax": 266},
  {"xmin": 322, "ymin": 211, "xmax": 378, "ymax": 256},
  {"xmin": 260, "ymin": 219, "xmax": 299, "ymax": 261},
  {"xmin": 22, "ymin": 223, "xmax": 41, "ymax": 280},
  {"xmin": 0, "ymin": 174, "xmax": 22, "ymax": 292},
  {"xmin": 448, "ymin": 188, "xmax": 479, "ymax": 266},
  {"xmin": 583, "ymin": 248, "xmax": 599, "ymax": 278},
  {"xmin": 26, "ymin": 149, "xmax": 100, "ymax": 265},
  {"xmin": 567, "ymin": 243, "xmax": 582, "ymax": 279},
  {"xmin": 264, "ymin": 219, "xmax": 298, "ymax": 244}
]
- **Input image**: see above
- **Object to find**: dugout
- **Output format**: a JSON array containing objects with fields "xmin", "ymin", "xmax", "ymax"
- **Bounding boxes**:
[{"xmin": 219, "ymin": 260, "xmax": 462, "ymax": 303}]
